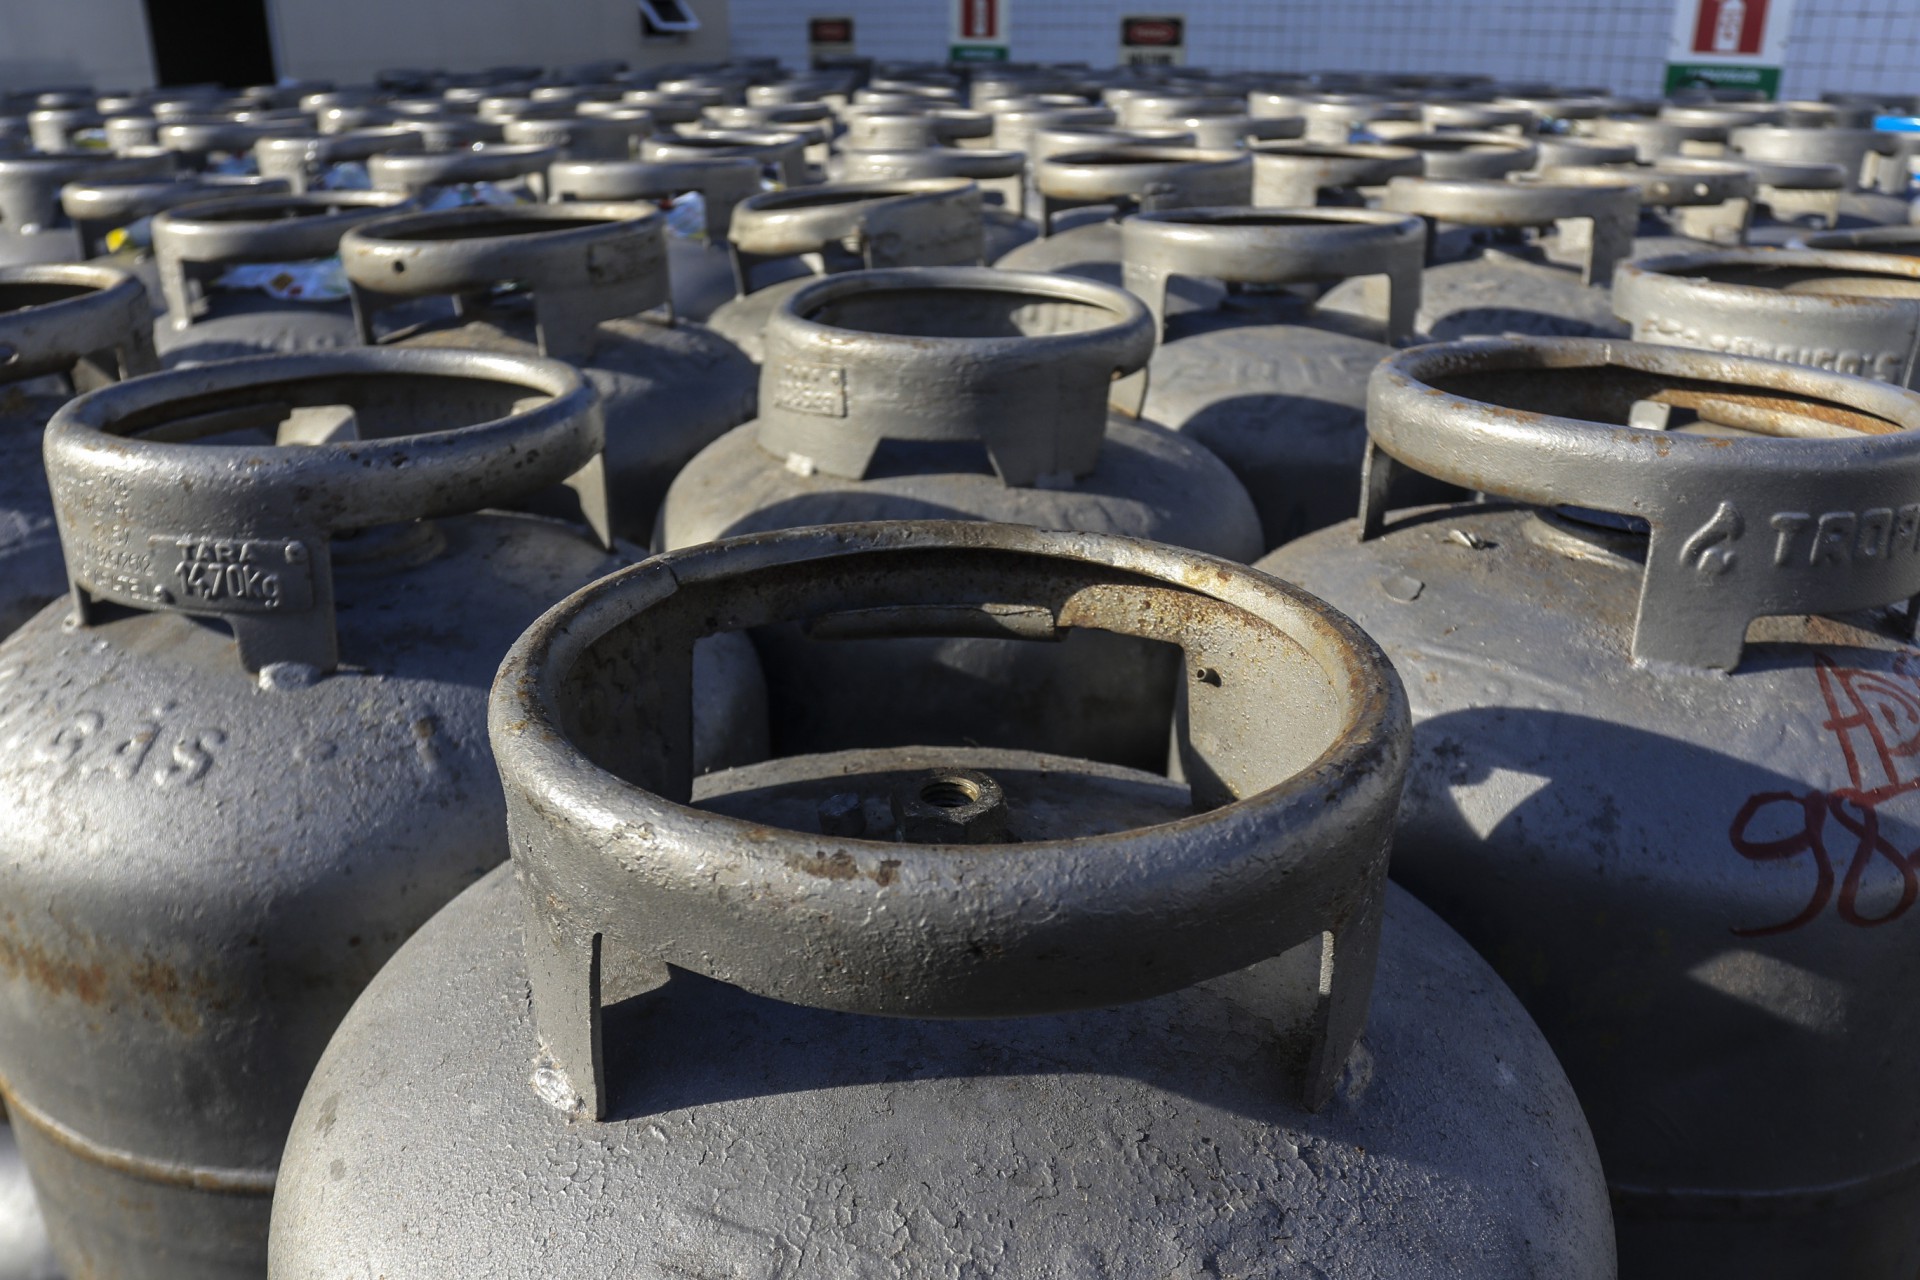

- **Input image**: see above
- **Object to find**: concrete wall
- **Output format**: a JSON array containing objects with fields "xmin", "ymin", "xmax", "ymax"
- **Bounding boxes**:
[
  {"xmin": 268, "ymin": 0, "xmax": 732, "ymax": 84},
  {"xmin": 0, "ymin": 0, "xmax": 156, "ymax": 93},
  {"xmin": 729, "ymin": 0, "xmax": 1920, "ymax": 101}
]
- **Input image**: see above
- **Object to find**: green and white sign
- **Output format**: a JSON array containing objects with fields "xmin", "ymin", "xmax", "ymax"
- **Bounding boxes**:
[{"xmin": 1664, "ymin": 0, "xmax": 1797, "ymax": 100}]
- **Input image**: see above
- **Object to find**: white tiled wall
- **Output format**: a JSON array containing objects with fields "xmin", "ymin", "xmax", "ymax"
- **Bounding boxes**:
[{"xmin": 730, "ymin": 0, "xmax": 1920, "ymax": 100}]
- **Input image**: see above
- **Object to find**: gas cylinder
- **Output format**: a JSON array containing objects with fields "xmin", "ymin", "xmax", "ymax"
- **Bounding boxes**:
[
  {"xmin": 660, "ymin": 267, "xmax": 1260, "ymax": 769},
  {"xmin": 0, "ymin": 347, "xmax": 745, "ymax": 1279},
  {"xmin": 1248, "ymin": 139, "xmax": 1422, "ymax": 206},
  {"xmin": 1112, "ymin": 206, "xmax": 1464, "ymax": 549},
  {"xmin": 365, "ymin": 143, "xmax": 558, "ymax": 200},
  {"xmin": 1614, "ymin": 246, "xmax": 1920, "ymax": 385},
  {"xmin": 340, "ymin": 202, "xmax": 757, "ymax": 543},
  {"xmin": 832, "ymin": 141, "xmax": 1037, "ymax": 261},
  {"xmin": 545, "ymin": 154, "xmax": 765, "ymax": 320},
  {"xmin": 1315, "ymin": 175, "xmax": 1636, "ymax": 339},
  {"xmin": 0, "ymin": 153, "xmax": 173, "ymax": 266},
  {"xmin": 1374, "ymin": 130, "xmax": 1539, "ymax": 179},
  {"xmin": 1538, "ymin": 158, "xmax": 1760, "ymax": 253},
  {"xmin": 267, "ymin": 518, "xmax": 1616, "ymax": 1280},
  {"xmin": 706, "ymin": 179, "xmax": 986, "ymax": 361},
  {"xmin": 148, "ymin": 190, "xmax": 412, "ymax": 365},
  {"xmin": 995, "ymin": 146, "xmax": 1251, "ymax": 313},
  {"xmin": 1729, "ymin": 125, "xmax": 1911, "ymax": 224},
  {"xmin": 1261, "ymin": 336, "xmax": 1920, "ymax": 1279},
  {"xmin": 0, "ymin": 263, "xmax": 155, "ymax": 637},
  {"xmin": 641, "ymin": 131, "xmax": 810, "ymax": 188},
  {"xmin": 501, "ymin": 110, "xmax": 654, "ymax": 162},
  {"xmin": 253, "ymin": 128, "xmax": 425, "ymax": 193}
]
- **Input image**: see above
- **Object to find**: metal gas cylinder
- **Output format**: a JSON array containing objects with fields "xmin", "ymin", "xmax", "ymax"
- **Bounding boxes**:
[
  {"xmin": 365, "ymin": 143, "xmax": 558, "ymax": 200},
  {"xmin": 0, "ymin": 349, "xmax": 690, "ymax": 1280},
  {"xmin": 1113, "ymin": 206, "xmax": 1463, "ymax": 549},
  {"xmin": 1248, "ymin": 139, "xmax": 1422, "ymax": 206},
  {"xmin": 660, "ymin": 267, "xmax": 1259, "ymax": 768},
  {"xmin": 253, "ymin": 128, "xmax": 425, "ymax": 193},
  {"xmin": 641, "ymin": 130, "xmax": 810, "ymax": 188},
  {"xmin": 340, "ymin": 202, "xmax": 756, "ymax": 542},
  {"xmin": 994, "ymin": 146, "xmax": 1251, "ymax": 314},
  {"xmin": 0, "ymin": 153, "xmax": 173, "ymax": 266},
  {"xmin": 268, "ymin": 519, "xmax": 1616, "ymax": 1280},
  {"xmin": 1261, "ymin": 337, "xmax": 1920, "ymax": 1279},
  {"xmin": 1315, "ymin": 175, "xmax": 1636, "ymax": 339},
  {"xmin": 1729, "ymin": 125, "xmax": 1911, "ymax": 224},
  {"xmin": 60, "ymin": 173, "xmax": 288, "ymax": 262},
  {"xmin": 545, "ymin": 154, "xmax": 764, "ymax": 320},
  {"xmin": 148, "ymin": 190, "xmax": 412, "ymax": 365},
  {"xmin": 501, "ymin": 110, "xmax": 653, "ymax": 162},
  {"xmin": 831, "ymin": 141, "xmax": 1037, "ymax": 262},
  {"xmin": 706, "ymin": 179, "xmax": 986, "ymax": 361},
  {"xmin": 1614, "ymin": 247, "xmax": 1920, "ymax": 385},
  {"xmin": 0, "ymin": 264, "xmax": 155, "ymax": 637},
  {"xmin": 1384, "ymin": 130, "xmax": 1539, "ymax": 178},
  {"xmin": 1538, "ymin": 157, "xmax": 1761, "ymax": 255}
]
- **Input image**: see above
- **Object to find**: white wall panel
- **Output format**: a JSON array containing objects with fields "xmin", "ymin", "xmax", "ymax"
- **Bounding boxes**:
[{"xmin": 730, "ymin": 0, "xmax": 1919, "ymax": 101}]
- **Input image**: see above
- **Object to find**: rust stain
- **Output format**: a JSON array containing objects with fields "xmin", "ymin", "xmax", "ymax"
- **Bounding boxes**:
[
  {"xmin": 790, "ymin": 850, "xmax": 860, "ymax": 881},
  {"xmin": 0, "ymin": 932, "xmax": 108, "ymax": 1006}
]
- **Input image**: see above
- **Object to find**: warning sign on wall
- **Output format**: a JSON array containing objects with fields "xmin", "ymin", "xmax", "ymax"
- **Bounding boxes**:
[
  {"xmin": 951, "ymin": 0, "xmax": 1010, "ymax": 62},
  {"xmin": 1665, "ymin": 0, "xmax": 1797, "ymax": 98},
  {"xmin": 809, "ymin": 16, "xmax": 854, "ymax": 60},
  {"xmin": 1120, "ymin": 16, "xmax": 1185, "ymax": 67}
]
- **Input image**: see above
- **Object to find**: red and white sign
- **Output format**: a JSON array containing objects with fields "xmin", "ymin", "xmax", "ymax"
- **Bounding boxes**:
[
  {"xmin": 1691, "ymin": 0, "xmax": 1766, "ymax": 55},
  {"xmin": 959, "ymin": 0, "xmax": 1000, "ymax": 40},
  {"xmin": 1668, "ymin": 0, "xmax": 1793, "ymax": 68},
  {"xmin": 1120, "ymin": 15, "xmax": 1185, "ymax": 66}
]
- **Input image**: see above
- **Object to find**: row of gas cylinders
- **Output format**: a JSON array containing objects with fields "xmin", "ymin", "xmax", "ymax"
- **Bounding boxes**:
[{"xmin": 0, "ymin": 52, "xmax": 1912, "ymax": 1280}]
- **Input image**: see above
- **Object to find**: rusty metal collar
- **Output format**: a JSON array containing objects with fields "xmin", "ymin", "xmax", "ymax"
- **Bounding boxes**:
[
  {"xmin": 1383, "ymin": 175, "xmax": 1638, "ymax": 284},
  {"xmin": 340, "ymin": 202, "xmax": 668, "ymax": 360},
  {"xmin": 756, "ymin": 266, "xmax": 1151, "ymax": 485},
  {"xmin": 1359, "ymin": 336, "xmax": 1920, "ymax": 670},
  {"xmin": 491, "ymin": 518, "xmax": 1409, "ymax": 1119},
  {"xmin": 46, "ymin": 347, "xmax": 608, "ymax": 674},
  {"xmin": 0, "ymin": 263, "xmax": 156, "ymax": 386}
]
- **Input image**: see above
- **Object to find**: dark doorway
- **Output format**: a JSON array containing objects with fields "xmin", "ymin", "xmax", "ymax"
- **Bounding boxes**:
[{"xmin": 143, "ymin": 0, "xmax": 277, "ymax": 88}]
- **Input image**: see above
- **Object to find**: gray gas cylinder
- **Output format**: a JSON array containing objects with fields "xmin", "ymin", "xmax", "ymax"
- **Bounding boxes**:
[
  {"xmin": 252, "ymin": 127, "xmax": 424, "ymax": 193},
  {"xmin": 0, "ymin": 263, "xmax": 156, "ymax": 638},
  {"xmin": 1614, "ymin": 246, "xmax": 1920, "ymax": 385},
  {"xmin": 1316, "ymin": 175, "xmax": 1637, "ymax": 340},
  {"xmin": 1247, "ymin": 139, "xmax": 1423, "ymax": 206},
  {"xmin": 0, "ymin": 153, "xmax": 173, "ymax": 266},
  {"xmin": 707, "ymin": 179, "xmax": 986, "ymax": 361},
  {"xmin": 834, "ymin": 145, "xmax": 1037, "ymax": 262},
  {"xmin": 0, "ymin": 348, "xmax": 751, "ymax": 1279},
  {"xmin": 1729, "ymin": 124, "xmax": 1913, "ymax": 224},
  {"xmin": 339, "ymin": 202, "xmax": 757, "ymax": 544},
  {"xmin": 365, "ymin": 143, "xmax": 559, "ymax": 200},
  {"xmin": 267, "ymin": 519, "xmax": 1616, "ymax": 1280},
  {"xmin": 546, "ymin": 154, "xmax": 767, "ymax": 321},
  {"xmin": 661, "ymin": 267, "xmax": 1261, "ymax": 769},
  {"xmin": 59, "ymin": 173, "xmax": 289, "ymax": 267},
  {"xmin": 147, "ymin": 190, "xmax": 413, "ymax": 365},
  {"xmin": 1261, "ymin": 336, "xmax": 1920, "ymax": 1279},
  {"xmin": 1111, "ymin": 206, "xmax": 1465, "ymax": 549},
  {"xmin": 995, "ymin": 145, "xmax": 1250, "ymax": 316},
  {"xmin": 642, "ymin": 130, "xmax": 811, "ymax": 188},
  {"xmin": 1536, "ymin": 158, "xmax": 1760, "ymax": 253}
]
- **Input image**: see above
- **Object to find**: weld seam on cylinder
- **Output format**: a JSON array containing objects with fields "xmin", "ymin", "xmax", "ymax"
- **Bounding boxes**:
[
  {"xmin": 1608, "ymin": 1153, "xmax": 1920, "ymax": 1220},
  {"xmin": 0, "ymin": 1079, "xmax": 277, "ymax": 1196}
]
